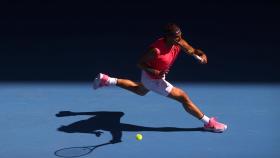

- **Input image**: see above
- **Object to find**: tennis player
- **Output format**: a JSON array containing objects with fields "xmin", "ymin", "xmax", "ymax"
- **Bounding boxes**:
[{"xmin": 93, "ymin": 23, "xmax": 227, "ymax": 132}]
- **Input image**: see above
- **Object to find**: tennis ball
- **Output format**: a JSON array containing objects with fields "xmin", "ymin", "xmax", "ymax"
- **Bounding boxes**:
[{"xmin": 136, "ymin": 133, "xmax": 143, "ymax": 141}]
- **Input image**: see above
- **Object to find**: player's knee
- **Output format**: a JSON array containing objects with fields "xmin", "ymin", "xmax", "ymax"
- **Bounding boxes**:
[
  {"xmin": 177, "ymin": 94, "xmax": 188, "ymax": 103},
  {"xmin": 181, "ymin": 93, "xmax": 192, "ymax": 103},
  {"xmin": 170, "ymin": 88, "xmax": 190, "ymax": 103}
]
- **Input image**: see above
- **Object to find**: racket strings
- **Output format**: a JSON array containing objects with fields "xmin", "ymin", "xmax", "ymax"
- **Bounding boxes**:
[{"xmin": 55, "ymin": 147, "xmax": 93, "ymax": 157}]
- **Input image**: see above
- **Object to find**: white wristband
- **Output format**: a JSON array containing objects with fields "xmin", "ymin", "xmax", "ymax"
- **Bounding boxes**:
[{"xmin": 194, "ymin": 55, "xmax": 202, "ymax": 61}]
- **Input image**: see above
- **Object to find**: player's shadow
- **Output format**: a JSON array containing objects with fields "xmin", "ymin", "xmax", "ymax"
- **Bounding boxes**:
[{"xmin": 56, "ymin": 111, "xmax": 205, "ymax": 143}]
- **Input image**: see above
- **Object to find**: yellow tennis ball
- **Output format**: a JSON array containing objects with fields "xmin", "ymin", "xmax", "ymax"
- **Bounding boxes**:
[{"xmin": 136, "ymin": 133, "xmax": 143, "ymax": 141}]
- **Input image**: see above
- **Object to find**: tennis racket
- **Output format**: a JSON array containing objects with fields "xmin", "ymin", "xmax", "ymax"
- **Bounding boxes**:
[{"xmin": 54, "ymin": 142, "xmax": 112, "ymax": 158}]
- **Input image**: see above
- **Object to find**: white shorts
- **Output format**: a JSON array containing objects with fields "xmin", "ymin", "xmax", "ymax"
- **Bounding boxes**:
[{"xmin": 141, "ymin": 71, "xmax": 174, "ymax": 96}]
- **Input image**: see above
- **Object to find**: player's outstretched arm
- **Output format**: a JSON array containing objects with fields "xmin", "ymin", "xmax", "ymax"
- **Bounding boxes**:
[{"xmin": 176, "ymin": 39, "xmax": 208, "ymax": 64}]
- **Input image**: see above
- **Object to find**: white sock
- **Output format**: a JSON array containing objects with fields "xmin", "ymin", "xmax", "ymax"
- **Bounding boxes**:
[
  {"xmin": 200, "ymin": 115, "xmax": 210, "ymax": 124},
  {"xmin": 107, "ymin": 77, "xmax": 117, "ymax": 85}
]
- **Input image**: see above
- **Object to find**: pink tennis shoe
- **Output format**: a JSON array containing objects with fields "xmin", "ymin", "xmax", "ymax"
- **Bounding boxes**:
[
  {"xmin": 93, "ymin": 73, "xmax": 110, "ymax": 89},
  {"xmin": 204, "ymin": 117, "xmax": 227, "ymax": 133}
]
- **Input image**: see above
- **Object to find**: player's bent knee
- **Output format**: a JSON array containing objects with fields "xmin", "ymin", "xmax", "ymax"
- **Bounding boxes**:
[
  {"xmin": 170, "ymin": 87, "xmax": 183, "ymax": 97},
  {"xmin": 169, "ymin": 87, "xmax": 190, "ymax": 103},
  {"xmin": 177, "ymin": 94, "xmax": 189, "ymax": 103}
]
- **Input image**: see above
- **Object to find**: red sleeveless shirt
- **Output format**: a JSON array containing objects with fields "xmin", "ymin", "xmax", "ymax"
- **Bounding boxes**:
[{"xmin": 146, "ymin": 38, "xmax": 181, "ymax": 78}]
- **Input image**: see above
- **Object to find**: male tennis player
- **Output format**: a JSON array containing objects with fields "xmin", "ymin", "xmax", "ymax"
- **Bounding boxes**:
[{"xmin": 93, "ymin": 23, "xmax": 227, "ymax": 132}]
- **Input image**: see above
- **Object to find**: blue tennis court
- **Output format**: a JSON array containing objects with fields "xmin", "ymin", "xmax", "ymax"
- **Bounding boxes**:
[{"xmin": 1, "ymin": 82, "xmax": 279, "ymax": 158}]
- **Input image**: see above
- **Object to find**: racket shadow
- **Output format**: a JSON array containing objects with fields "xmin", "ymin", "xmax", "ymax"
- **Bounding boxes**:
[
  {"xmin": 56, "ymin": 110, "xmax": 206, "ymax": 144},
  {"xmin": 54, "ymin": 142, "xmax": 113, "ymax": 158}
]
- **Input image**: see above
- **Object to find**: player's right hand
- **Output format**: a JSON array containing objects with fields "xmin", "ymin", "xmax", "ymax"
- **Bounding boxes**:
[{"xmin": 195, "ymin": 49, "xmax": 208, "ymax": 64}]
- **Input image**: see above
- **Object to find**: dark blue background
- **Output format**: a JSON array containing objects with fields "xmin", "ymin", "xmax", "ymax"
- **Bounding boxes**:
[{"xmin": 0, "ymin": 1, "xmax": 279, "ymax": 82}]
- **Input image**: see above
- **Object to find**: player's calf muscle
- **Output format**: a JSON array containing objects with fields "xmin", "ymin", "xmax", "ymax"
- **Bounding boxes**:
[{"xmin": 116, "ymin": 79, "xmax": 148, "ymax": 96}]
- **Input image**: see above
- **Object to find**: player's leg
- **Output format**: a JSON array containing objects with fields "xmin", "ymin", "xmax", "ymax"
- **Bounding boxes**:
[
  {"xmin": 140, "ymin": 71, "xmax": 227, "ymax": 132},
  {"xmin": 116, "ymin": 79, "xmax": 149, "ymax": 96},
  {"xmin": 142, "ymin": 75, "xmax": 204, "ymax": 119},
  {"xmin": 93, "ymin": 73, "xmax": 149, "ymax": 96},
  {"xmin": 167, "ymin": 87, "xmax": 204, "ymax": 119},
  {"xmin": 167, "ymin": 87, "xmax": 227, "ymax": 132}
]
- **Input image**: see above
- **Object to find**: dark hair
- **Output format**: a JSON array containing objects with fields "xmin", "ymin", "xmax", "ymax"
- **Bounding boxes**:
[{"xmin": 163, "ymin": 23, "xmax": 181, "ymax": 36}]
